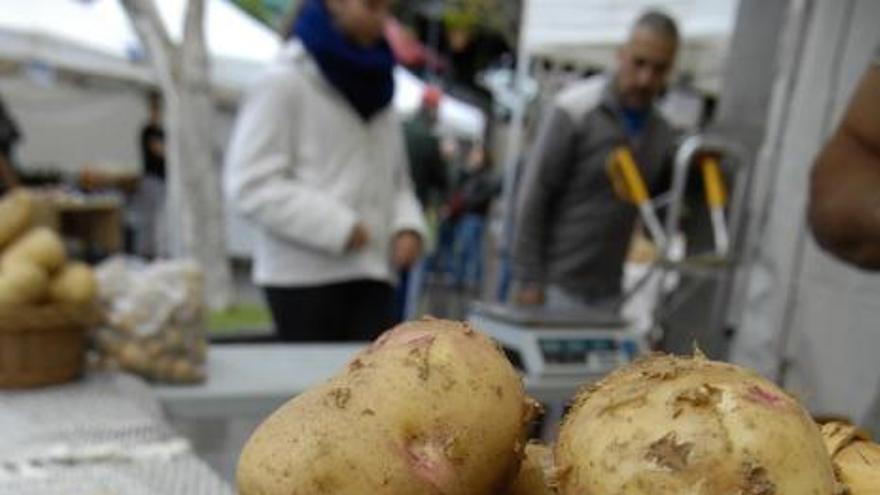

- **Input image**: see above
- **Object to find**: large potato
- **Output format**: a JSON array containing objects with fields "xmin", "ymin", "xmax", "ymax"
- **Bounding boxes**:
[
  {"xmin": 238, "ymin": 319, "xmax": 538, "ymax": 495},
  {"xmin": 0, "ymin": 190, "xmax": 34, "ymax": 249},
  {"xmin": 821, "ymin": 421, "xmax": 880, "ymax": 494},
  {"xmin": 555, "ymin": 353, "xmax": 835, "ymax": 495},
  {"xmin": 0, "ymin": 261, "xmax": 49, "ymax": 306},
  {"xmin": 2, "ymin": 227, "xmax": 67, "ymax": 273},
  {"xmin": 49, "ymin": 262, "xmax": 98, "ymax": 305}
]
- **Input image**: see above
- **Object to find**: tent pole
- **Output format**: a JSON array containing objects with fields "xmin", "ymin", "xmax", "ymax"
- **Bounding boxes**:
[{"xmin": 497, "ymin": 0, "xmax": 532, "ymax": 301}]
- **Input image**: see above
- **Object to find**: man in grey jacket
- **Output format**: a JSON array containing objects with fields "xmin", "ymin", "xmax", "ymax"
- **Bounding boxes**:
[{"xmin": 513, "ymin": 11, "xmax": 681, "ymax": 311}]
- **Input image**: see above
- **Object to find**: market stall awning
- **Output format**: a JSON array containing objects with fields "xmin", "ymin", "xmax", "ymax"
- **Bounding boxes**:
[
  {"xmin": 521, "ymin": 0, "xmax": 740, "ymax": 92},
  {"xmin": 0, "ymin": 0, "xmax": 279, "ymax": 92},
  {"xmin": 0, "ymin": 0, "xmax": 486, "ymax": 138}
]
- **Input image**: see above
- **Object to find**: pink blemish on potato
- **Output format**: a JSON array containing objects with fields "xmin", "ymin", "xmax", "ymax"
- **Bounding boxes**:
[
  {"xmin": 403, "ymin": 439, "xmax": 455, "ymax": 490},
  {"xmin": 380, "ymin": 330, "xmax": 437, "ymax": 349},
  {"xmin": 745, "ymin": 385, "xmax": 786, "ymax": 409}
]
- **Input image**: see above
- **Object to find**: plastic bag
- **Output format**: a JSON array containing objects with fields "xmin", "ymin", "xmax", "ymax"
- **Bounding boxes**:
[{"xmin": 91, "ymin": 256, "xmax": 206, "ymax": 384}]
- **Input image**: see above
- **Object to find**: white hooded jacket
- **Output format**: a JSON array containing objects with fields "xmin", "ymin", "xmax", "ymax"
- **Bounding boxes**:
[{"xmin": 224, "ymin": 40, "xmax": 426, "ymax": 287}]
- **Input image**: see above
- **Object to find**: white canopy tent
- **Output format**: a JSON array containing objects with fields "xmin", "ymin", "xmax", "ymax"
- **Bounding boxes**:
[
  {"xmin": 0, "ymin": 0, "xmax": 278, "ymax": 91},
  {"xmin": 0, "ymin": 0, "xmax": 486, "ymax": 139},
  {"xmin": 522, "ymin": 0, "xmax": 740, "ymax": 93},
  {"xmin": 0, "ymin": 0, "xmax": 287, "ymax": 175}
]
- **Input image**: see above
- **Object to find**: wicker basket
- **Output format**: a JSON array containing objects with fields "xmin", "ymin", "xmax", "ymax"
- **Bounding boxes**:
[{"xmin": 0, "ymin": 304, "xmax": 94, "ymax": 389}]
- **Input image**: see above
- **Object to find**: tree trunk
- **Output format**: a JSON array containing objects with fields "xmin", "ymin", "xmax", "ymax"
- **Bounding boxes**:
[{"xmin": 122, "ymin": 0, "xmax": 233, "ymax": 309}]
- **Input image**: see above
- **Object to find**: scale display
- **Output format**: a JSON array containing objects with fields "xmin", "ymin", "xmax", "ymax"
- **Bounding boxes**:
[
  {"xmin": 468, "ymin": 303, "xmax": 649, "ymax": 380},
  {"xmin": 539, "ymin": 337, "xmax": 640, "ymax": 366}
]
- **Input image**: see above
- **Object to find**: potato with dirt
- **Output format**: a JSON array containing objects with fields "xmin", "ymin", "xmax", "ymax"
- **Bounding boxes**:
[
  {"xmin": 555, "ymin": 353, "xmax": 836, "ymax": 495},
  {"xmin": 506, "ymin": 442, "xmax": 556, "ymax": 495},
  {"xmin": 238, "ymin": 319, "xmax": 538, "ymax": 495},
  {"xmin": 821, "ymin": 421, "xmax": 880, "ymax": 494}
]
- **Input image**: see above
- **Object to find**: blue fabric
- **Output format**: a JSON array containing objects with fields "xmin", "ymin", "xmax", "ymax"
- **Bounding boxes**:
[
  {"xmin": 454, "ymin": 214, "xmax": 486, "ymax": 288},
  {"xmin": 428, "ymin": 219, "xmax": 458, "ymax": 278},
  {"xmin": 294, "ymin": 0, "xmax": 395, "ymax": 121},
  {"xmin": 621, "ymin": 107, "xmax": 649, "ymax": 137}
]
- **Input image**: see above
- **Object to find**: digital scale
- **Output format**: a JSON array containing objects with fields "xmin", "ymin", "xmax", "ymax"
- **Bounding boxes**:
[
  {"xmin": 468, "ymin": 302, "xmax": 651, "ymax": 382},
  {"xmin": 468, "ymin": 302, "xmax": 653, "ymax": 439}
]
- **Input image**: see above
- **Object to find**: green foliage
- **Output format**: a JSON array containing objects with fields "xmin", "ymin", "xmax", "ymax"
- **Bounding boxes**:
[
  {"xmin": 399, "ymin": 0, "xmax": 521, "ymax": 45},
  {"xmin": 234, "ymin": 0, "xmax": 521, "ymax": 46},
  {"xmin": 233, "ymin": 0, "xmax": 298, "ymax": 28},
  {"xmin": 234, "ymin": 0, "xmax": 273, "ymax": 24},
  {"xmin": 208, "ymin": 303, "xmax": 273, "ymax": 335}
]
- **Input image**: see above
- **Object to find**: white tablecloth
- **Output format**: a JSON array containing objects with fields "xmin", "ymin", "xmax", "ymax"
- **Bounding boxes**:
[{"xmin": 0, "ymin": 373, "xmax": 233, "ymax": 495}]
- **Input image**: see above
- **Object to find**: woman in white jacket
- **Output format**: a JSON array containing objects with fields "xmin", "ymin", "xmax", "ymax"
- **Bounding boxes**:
[{"xmin": 225, "ymin": 0, "xmax": 426, "ymax": 341}]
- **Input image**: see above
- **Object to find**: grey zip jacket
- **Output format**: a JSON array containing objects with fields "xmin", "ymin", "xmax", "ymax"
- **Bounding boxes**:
[{"xmin": 513, "ymin": 75, "xmax": 678, "ymax": 300}]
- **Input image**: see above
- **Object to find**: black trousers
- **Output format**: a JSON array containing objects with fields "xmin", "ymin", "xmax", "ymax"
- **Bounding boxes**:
[{"xmin": 264, "ymin": 280, "xmax": 395, "ymax": 342}]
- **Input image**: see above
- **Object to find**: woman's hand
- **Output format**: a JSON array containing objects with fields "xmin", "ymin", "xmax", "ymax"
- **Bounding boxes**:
[
  {"xmin": 515, "ymin": 286, "xmax": 545, "ymax": 307},
  {"xmin": 392, "ymin": 231, "xmax": 422, "ymax": 269},
  {"xmin": 346, "ymin": 222, "xmax": 370, "ymax": 252}
]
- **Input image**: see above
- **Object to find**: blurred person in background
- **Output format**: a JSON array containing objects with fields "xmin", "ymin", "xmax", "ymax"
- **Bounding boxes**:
[
  {"xmin": 449, "ymin": 142, "xmax": 499, "ymax": 292},
  {"xmin": 429, "ymin": 136, "xmax": 463, "ymax": 283},
  {"xmin": 131, "ymin": 90, "xmax": 167, "ymax": 259},
  {"xmin": 512, "ymin": 10, "xmax": 680, "ymax": 312},
  {"xmin": 396, "ymin": 85, "xmax": 449, "ymax": 320},
  {"xmin": 225, "ymin": 0, "xmax": 426, "ymax": 342},
  {"xmin": 403, "ymin": 86, "xmax": 448, "ymax": 211},
  {"xmin": 808, "ymin": 44, "xmax": 880, "ymax": 433},
  {"xmin": 0, "ymin": 93, "xmax": 22, "ymax": 191}
]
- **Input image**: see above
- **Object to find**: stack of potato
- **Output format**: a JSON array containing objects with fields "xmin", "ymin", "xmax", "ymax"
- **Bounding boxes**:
[
  {"xmin": 0, "ymin": 190, "xmax": 98, "ymax": 309},
  {"xmin": 237, "ymin": 323, "xmax": 880, "ymax": 495},
  {"xmin": 91, "ymin": 258, "xmax": 206, "ymax": 384}
]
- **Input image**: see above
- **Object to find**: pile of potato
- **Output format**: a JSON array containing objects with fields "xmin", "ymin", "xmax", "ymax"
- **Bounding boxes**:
[
  {"xmin": 238, "ymin": 322, "xmax": 879, "ymax": 495},
  {"xmin": 0, "ymin": 190, "xmax": 98, "ymax": 309},
  {"xmin": 91, "ymin": 258, "xmax": 206, "ymax": 384}
]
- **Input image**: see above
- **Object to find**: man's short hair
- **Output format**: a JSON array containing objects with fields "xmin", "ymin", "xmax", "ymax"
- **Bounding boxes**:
[{"xmin": 634, "ymin": 10, "xmax": 680, "ymax": 44}]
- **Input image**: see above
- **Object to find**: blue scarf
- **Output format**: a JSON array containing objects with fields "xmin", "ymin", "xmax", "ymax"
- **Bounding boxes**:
[
  {"xmin": 294, "ymin": 0, "xmax": 395, "ymax": 121},
  {"xmin": 621, "ymin": 107, "xmax": 649, "ymax": 138}
]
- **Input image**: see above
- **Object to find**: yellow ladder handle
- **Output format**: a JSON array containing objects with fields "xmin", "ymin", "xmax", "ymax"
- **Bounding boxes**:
[
  {"xmin": 609, "ymin": 147, "xmax": 650, "ymax": 205},
  {"xmin": 700, "ymin": 156, "xmax": 728, "ymax": 209}
]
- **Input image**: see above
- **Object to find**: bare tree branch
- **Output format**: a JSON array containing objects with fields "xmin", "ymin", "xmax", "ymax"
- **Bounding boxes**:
[
  {"xmin": 120, "ymin": 0, "xmax": 233, "ymax": 309},
  {"xmin": 182, "ymin": 0, "xmax": 209, "ymax": 80},
  {"xmin": 120, "ymin": 0, "xmax": 175, "ymax": 77},
  {"xmin": 178, "ymin": 0, "xmax": 234, "ymax": 309}
]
